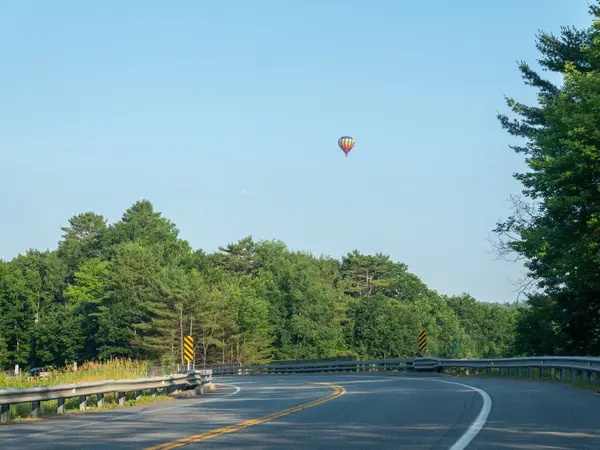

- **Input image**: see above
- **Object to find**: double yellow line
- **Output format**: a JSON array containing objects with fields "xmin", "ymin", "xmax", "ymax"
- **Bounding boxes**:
[{"xmin": 147, "ymin": 383, "xmax": 346, "ymax": 449}]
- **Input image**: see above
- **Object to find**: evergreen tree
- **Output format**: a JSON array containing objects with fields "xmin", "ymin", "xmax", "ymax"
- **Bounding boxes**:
[{"xmin": 494, "ymin": 2, "xmax": 600, "ymax": 354}]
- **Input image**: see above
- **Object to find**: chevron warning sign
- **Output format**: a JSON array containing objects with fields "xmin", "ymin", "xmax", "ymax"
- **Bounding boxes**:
[
  {"xmin": 183, "ymin": 335, "xmax": 194, "ymax": 362},
  {"xmin": 418, "ymin": 330, "xmax": 427, "ymax": 352}
]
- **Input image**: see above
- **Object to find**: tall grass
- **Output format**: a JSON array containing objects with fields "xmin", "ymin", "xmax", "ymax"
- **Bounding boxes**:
[{"xmin": 0, "ymin": 358, "xmax": 157, "ymax": 389}]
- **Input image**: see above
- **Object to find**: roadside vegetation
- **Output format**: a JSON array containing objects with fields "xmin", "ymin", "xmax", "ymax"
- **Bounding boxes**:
[
  {"xmin": 0, "ymin": 358, "xmax": 153, "ymax": 389},
  {"xmin": 0, "ymin": 358, "xmax": 176, "ymax": 422}
]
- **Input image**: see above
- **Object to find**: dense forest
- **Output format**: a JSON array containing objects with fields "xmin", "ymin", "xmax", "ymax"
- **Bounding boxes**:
[
  {"xmin": 3, "ymin": 3, "xmax": 600, "ymax": 370},
  {"xmin": 0, "ymin": 200, "xmax": 519, "ymax": 369}
]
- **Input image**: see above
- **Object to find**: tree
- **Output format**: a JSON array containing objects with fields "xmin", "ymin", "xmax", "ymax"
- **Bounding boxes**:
[
  {"xmin": 187, "ymin": 270, "xmax": 221, "ymax": 366},
  {"xmin": 513, "ymin": 294, "xmax": 566, "ymax": 356},
  {"xmin": 31, "ymin": 303, "xmax": 84, "ymax": 367},
  {"xmin": 235, "ymin": 286, "xmax": 273, "ymax": 364},
  {"xmin": 101, "ymin": 200, "xmax": 192, "ymax": 265},
  {"xmin": 57, "ymin": 212, "xmax": 107, "ymax": 276},
  {"xmin": 494, "ymin": 2, "xmax": 600, "ymax": 355},
  {"xmin": 446, "ymin": 294, "xmax": 518, "ymax": 358},
  {"xmin": 96, "ymin": 242, "xmax": 173, "ymax": 360},
  {"xmin": 351, "ymin": 294, "xmax": 416, "ymax": 359},
  {"xmin": 340, "ymin": 251, "xmax": 407, "ymax": 298},
  {"xmin": 258, "ymin": 251, "xmax": 348, "ymax": 360},
  {"xmin": 217, "ymin": 236, "xmax": 258, "ymax": 277},
  {"xmin": 0, "ymin": 259, "xmax": 36, "ymax": 366},
  {"xmin": 63, "ymin": 258, "xmax": 110, "ymax": 360}
]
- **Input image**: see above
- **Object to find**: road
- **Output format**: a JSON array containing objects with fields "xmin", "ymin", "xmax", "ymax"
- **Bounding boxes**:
[{"xmin": 1, "ymin": 372, "xmax": 600, "ymax": 449}]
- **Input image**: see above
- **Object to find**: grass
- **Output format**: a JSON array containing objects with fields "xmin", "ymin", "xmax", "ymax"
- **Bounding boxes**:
[
  {"xmin": 0, "ymin": 358, "xmax": 182, "ymax": 423},
  {"xmin": 0, "ymin": 358, "xmax": 169, "ymax": 389}
]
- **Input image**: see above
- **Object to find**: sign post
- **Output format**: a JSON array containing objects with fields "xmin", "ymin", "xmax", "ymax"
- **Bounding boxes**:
[
  {"xmin": 183, "ymin": 335, "xmax": 194, "ymax": 370},
  {"xmin": 418, "ymin": 330, "xmax": 427, "ymax": 355}
]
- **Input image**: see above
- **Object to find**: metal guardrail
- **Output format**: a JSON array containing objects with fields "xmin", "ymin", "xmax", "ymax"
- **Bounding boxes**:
[
  {"xmin": 211, "ymin": 356, "xmax": 600, "ymax": 383},
  {"xmin": 0, "ymin": 369, "xmax": 212, "ymax": 424},
  {"xmin": 210, "ymin": 358, "xmax": 414, "ymax": 375},
  {"xmin": 429, "ymin": 356, "xmax": 600, "ymax": 372},
  {"xmin": 432, "ymin": 356, "xmax": 600, "ymax": 382}
]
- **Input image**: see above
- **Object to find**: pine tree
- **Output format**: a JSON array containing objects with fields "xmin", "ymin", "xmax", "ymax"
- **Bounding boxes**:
[{"xmin": 494, "ymin": 2, "xmax": 600, "ymax": 354}]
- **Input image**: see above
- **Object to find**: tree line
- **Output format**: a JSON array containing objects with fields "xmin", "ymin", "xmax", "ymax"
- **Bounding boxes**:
[{"xmin": 0, "ymin": 200, "xmax": 519, "ymax": 369}]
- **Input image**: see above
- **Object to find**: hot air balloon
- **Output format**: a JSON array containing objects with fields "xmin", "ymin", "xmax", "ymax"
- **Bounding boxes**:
[{"xmin": 338, "ymin": 136, "xmax": 354, "ymax": 157}]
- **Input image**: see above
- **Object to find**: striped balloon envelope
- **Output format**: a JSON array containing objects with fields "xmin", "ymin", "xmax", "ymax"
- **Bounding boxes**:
[{"xmin": 338, "ymin": 136, "xmax": 354, "ymax": 157}]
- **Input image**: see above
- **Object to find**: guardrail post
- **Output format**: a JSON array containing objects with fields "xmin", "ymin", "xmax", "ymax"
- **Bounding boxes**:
[
  {"xmin": 528, "ymin": 367, "xmax": 533, "ymax": 378},
  {"xmin": 486, "ymin": 367, "xmax": 491, "ymax": 375},
  {"xmin": 0, "ymin": 368, "xmax": 212, "ymax": 423},
  {"xmin": 582, "ymin": 371, "xmax": 588, "ymax": 382},
  {"xmin": 551, "ymin": 368, "xmax": 556, "ymax": 380},
  {"xmin": 1, "ymin": 404, "xmax": 9, "ymax": 423},
  {"xmin": 539, "ymin": 367, "xmax": 544, "ymax": 379},
  {"xmin": 31, "ymin": 400, "xmax": 40, "ymax": 418},
  {"xmin": 560, "ymin": 369, "xmax": 566, "ymax": 381},
  {"xmin": 163, "ymin": 387, "xmax": 169, "ymax": 396},
  {"xmin": 500, "ymin": 368, "xmax": 505, "ymax": 376},
  {"xmin": 571, "ymin": 369, "xmax": 577, "ymax": 383},
  {"xmin": 518, "ymin": 367, "xmax": 523, "ymax": 377},
  {"xmin": 151, "ymin": 388, "xmax": 157, "ymax": 398}
]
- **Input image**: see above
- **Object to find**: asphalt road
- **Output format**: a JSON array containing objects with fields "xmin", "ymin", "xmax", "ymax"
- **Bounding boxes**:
[{"xmin": 1, "ymin": 372, "xmax": 600, "ymax": 449}]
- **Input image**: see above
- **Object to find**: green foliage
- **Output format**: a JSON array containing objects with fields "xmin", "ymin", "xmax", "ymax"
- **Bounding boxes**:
[
  {"xmin": 494, "ymin": 2, "xmax": 600, "ymax": 355},
  {"xmin": 0, "ymin": 199, "xmax": 521, "ymax": 370},
  {"xmin": 351, "ymin": 294, "xmax": 416, "ymax": 359},
  {"xmin": 31, "ymin": 303, "xmax": 84, "ymax": 366}
]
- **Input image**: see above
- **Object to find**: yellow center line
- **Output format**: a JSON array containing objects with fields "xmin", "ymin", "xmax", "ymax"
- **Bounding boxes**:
[{"xmin": 145, "ymin": 383, "xmax": 347, "ymax": 450}]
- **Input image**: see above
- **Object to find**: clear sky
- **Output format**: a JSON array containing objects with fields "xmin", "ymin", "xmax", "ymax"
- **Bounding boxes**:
[{"xmin": 0, "ymin": 0, "xmax": 593, "ymax": 303}]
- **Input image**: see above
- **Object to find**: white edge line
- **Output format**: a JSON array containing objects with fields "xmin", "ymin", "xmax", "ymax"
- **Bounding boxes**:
[
  {"xmin": 5, "ymin": 383, "xmax": 242, "ymax": 441},
  {"xmin": 431, "ymin": 379, "xmax": 492, "ymax": 450},
  {"xmin": 346, "ymin": 376, "xmax": 491, "ymax": 450}
]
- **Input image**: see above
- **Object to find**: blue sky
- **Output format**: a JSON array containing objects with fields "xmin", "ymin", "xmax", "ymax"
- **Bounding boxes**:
[{"xmin": 0, "ymin": 0, "xmax": 594, "ymax": 302}]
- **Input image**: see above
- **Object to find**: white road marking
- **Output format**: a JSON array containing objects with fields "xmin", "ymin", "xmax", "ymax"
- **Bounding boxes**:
[
  {"xmin": 433, "ymin": 379, "xmax": 491, "ymax": 450},
  {"xmin": 307, "ymin": 375, "xmax": 491, "ymax": 449},
  {"xmin": 2, "ymin": 384, "xmax": 241, "ymax": 441},
  {"xmin": 393, "ymin": 377, "xmax": 490, "ymax": 450}
]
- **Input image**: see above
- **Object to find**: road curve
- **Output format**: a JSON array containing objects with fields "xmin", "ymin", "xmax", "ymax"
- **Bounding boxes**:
[{"xmin": 1, "ymin": 373, "xmax": 599, "ymax": 449}]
